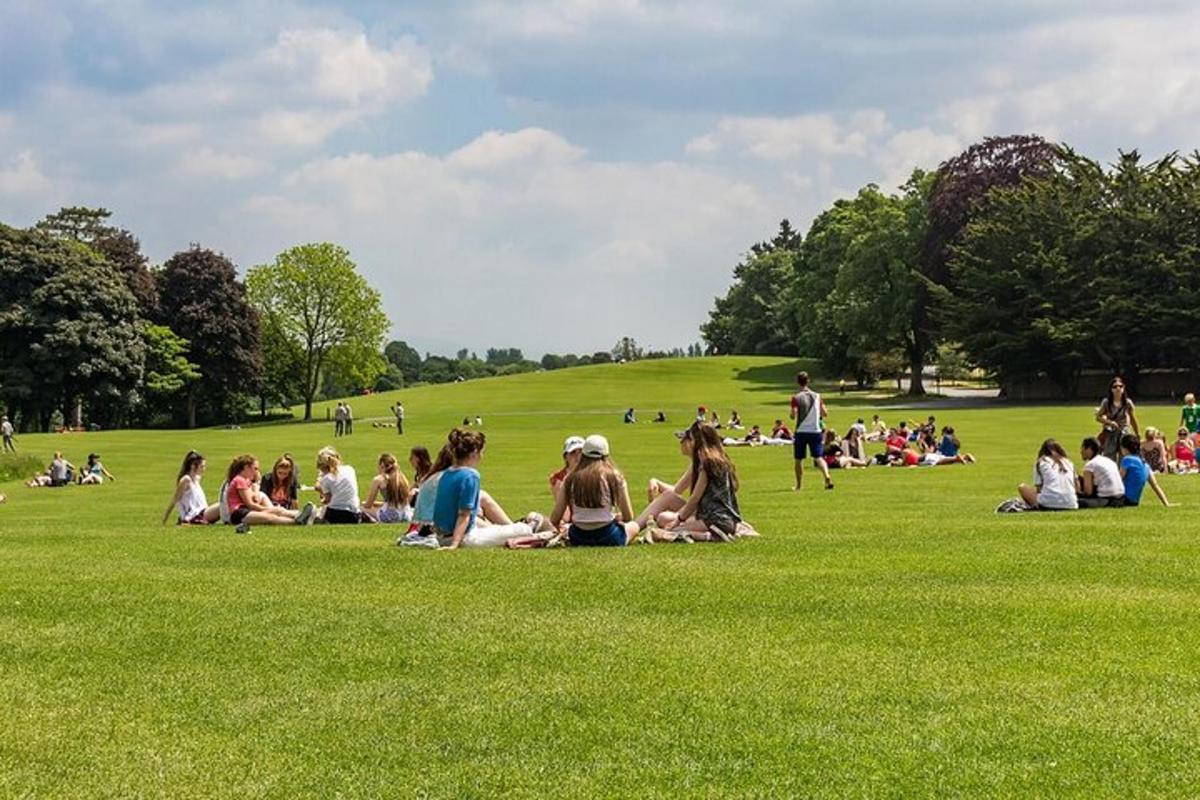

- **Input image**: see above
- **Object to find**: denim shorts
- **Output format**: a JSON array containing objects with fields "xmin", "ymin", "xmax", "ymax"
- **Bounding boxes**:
[{"xmin": 568, "ymin": 520, "xmax": 627, "ymax": 547}]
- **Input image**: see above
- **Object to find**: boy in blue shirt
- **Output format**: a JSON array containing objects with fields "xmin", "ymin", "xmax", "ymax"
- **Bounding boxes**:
[{"xmin": 1118, "ymin": 433, "xmax": 1171, "ymax": 507}]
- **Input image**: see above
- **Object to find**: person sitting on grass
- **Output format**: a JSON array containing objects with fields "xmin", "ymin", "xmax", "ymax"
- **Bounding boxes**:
[
  {"xmin": 551, "ymin": 434, "xmax": 640, "ymax": 547},
  {"xmin": 77, "ymin": 453, "xmax": 116, "ymax": 484},
  {"xmin": 884, "ymin": 429, "xmax": 909, "ymax": 462},
  {"xmin": 866, "ymin": 414, "xmax": 888, "ymax": 442},
  {"xmin": 361, "ymin": 452, "xmax": 412, "ymax": 524},
  {"xmin": 549, "ymin": 436, "xmax": 585, "ymax": 528},
  {"xmin": 1075, "ymin": 436, "xmax": 1125, "ymax": 508},
  {"xmin": 635, "ymin": 432, "xmax": 696, "ymax": 530},
  {"xmin": 223, "ymin": 455, "xmax": 314, "ymax": 531},
  {"xmin": 1140, "ymin": 427, "xmax": 1169, "ymax": 474},
  {"xmin": 644, "ymin": 423, "xmax": 753, "ymax": 543},
  {"xmin": 770, "ymin": 419, "xmax": 792, "ymax": 441},
  {"xmin": 821, "ymin": 429, "xmax": 869, "ymax": 469},
  {"xmin": 258, "ymin": 455, "xmax": 299, "ymax": 510},
  {"xmin": 162, "ymin": 450, "xmax": 219, "ymax": 525},
  {"xmin": 1170, "ymin": 427, "xmax": 1198, "ymax": 473},
  {"xmin": 624, "ymin": 408, "xmax": 636, "ymax": 424},
  {"xmin": 435, "ymin": 429, "xmax": 539, "ymax": 549},
  {"xmin": 727, "ymin": 409, "xmax": 744, "ymax": 430},
  {"xmin": 653, "ymin": 410, "xmax": 666, "ymax": 423},
  {"xmin": 316, "ymin": 447, "xmax": 363, "ymax": 524},
  {"xmin": 1118, "ymin": 433, "xmax": 1171, "ymax": 507},
  {"xmin": 842, "ymin": 426, "xmax": 870, "ymax": 464},
  {"xmin": 26, "ymin": 452, "xmax": 75, "ymax": 487},
  {"xmin": 1017, "ymin": 439, "xmax": 1078, "ymax": 511}
]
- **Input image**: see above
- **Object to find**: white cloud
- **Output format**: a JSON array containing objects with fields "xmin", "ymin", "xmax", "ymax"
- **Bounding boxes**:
[
  {"xmin": 177, "ymin": 147, "xmax": 270, "ymax": 180},
  {"xmin": 448, "ymin": 128, "xmax": 585, "ymax": 170},
  {"xmin": 0, "ymin": 150, "xmax": 52, "ymax": 197},
  {"xmin": 463, "ymin": 0, "xmax": 758, "ymax": 39},
  {"xmin": 687, "ymin": 110, "xmax": 891, "ymax": 160}
]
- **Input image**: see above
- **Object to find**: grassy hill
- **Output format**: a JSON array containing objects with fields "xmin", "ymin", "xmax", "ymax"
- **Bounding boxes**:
[{"xmin": 2, "ymin": 357, "xmax": 1199, "ymax": 797}]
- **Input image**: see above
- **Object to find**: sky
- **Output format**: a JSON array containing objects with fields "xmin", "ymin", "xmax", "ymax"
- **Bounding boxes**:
[{"xmin": 2, "ymin": 1, "xmax": 1198, "ymax": 358}]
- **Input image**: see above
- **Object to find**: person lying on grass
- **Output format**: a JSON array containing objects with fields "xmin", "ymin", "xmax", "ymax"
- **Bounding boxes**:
[
  {"xmin": 550, "ymin": 434, "xmax": 640, "ymax": 547},
  {"xmin": 1075, "ymin": 437, "xmax": 1126, "ymax": 509},
  {"xmin": 1118, "ymin": 433, "xmax": 1171, "ymax": 507},
  {"xmin": 361, "ymin": 452, "xmax": 412, "ymax": 524},
  {"xmin": 643, "ymin": 422, "xmax": 756, "ymax": 543},
  {"xmin": 315, "ymin": 447, "xmax": 363, "ymax": 524},
  {"xmin": 1017, "ymin": 439, "xmax": 1078, "ymax": 511},
  {"xmin": 435, "ymin": 428, "xmax": 541, "ymax": 550},
  {"xmin": 822, "ymin": 428, "xmax": 870, "ymax": 469},
  {"xmin": 163, "ymin": 450, "xmax": 220, "ymax": 525},
  {"xmin": 223, "ymin": 454, "xmax": 314, "ymax": 529}
]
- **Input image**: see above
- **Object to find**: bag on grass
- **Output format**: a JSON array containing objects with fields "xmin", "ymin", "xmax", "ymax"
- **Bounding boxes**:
[{"xmin": 995, "ymin": 497, "xmax": 1030, "ymax": 514}]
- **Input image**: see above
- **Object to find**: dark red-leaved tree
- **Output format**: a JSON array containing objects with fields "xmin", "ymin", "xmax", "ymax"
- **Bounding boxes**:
[{"xmin": 915, "ymin": 134, "xmax": 1063, "ymax": 392}]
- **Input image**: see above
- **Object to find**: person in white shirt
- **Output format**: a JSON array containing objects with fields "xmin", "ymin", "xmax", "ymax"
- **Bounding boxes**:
[
  {"xmin": 788, "ymin": 371, "xmax": 834, "ymax": 491},
  {"xmin": 316, "ymin": 446, "xmax": 361, "ymax": 524},
  {"xmin": 1017, "ymin": 439, "xmax": 1078, "ymax": 510},
  {"xmin": 1076, "ymin": 436, "xmax": 1125, "ymax": 508},
  {"xmin": 1, "ymin": 415, "xmax": 14, "ymax": 452}
]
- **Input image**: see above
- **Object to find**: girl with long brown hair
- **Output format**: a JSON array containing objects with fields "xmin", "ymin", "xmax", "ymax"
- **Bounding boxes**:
[
  {"xmin": 550, "ymin": 434, "xmax": 639, "ymax": 546},
  {"xmin": 222, "ymin": 454, "xmax": 314, "ymax": 529},
  {"xmin": 162, "ymin": 450, "xmax": 219, "ymax": 525},
  {"xmin": 650, "ymin": 422, "xmax": 746, "ymax": 542},
  {"xmin": 435, "ymin": 429, "xmax": 540, "ymax": 549},
  {"xmin": 1017, "ymin": 438, "xmax": 1078, "ymax": 510},
  {"xmin": 362, "ymin": 452, "xmax": 412, "ymax": 524}
]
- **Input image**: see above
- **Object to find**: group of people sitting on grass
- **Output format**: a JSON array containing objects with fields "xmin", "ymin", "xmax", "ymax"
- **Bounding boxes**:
[
  {"xmin": 163, "ymin": 420, "xmax": 758, "ymax": 548},
  {"xmin": 1014, "ymin": 434, "xmax": 1171, "ymax": 511},
  {"xmin": 26, "ymin": 452, "xmax": 116, "ymax": 487}
]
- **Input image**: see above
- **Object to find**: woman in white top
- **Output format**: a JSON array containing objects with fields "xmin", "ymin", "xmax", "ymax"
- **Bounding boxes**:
[
  {"xmin": 162, "ymin": 450, "xmax": 220, "ymax": 525},
  {"xmin": 1017, "ymin": 439, "xmax": 1078, "ymax": 511},
  {"xmin": 316, "ymin": 446, "xmax": 361, "ymax": 524}
]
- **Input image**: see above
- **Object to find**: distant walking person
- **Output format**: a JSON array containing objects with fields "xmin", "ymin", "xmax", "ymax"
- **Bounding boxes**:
[
  {"xmin": 1095, "ymin": 376, "xmax": 1139, "ymax": 460},
  {"xmin": 393, "ymin": 402, "xmax": 405, "ymax": 435},
  {"xmin": 344, "ymin": 402, "xmax": 354, "ymax": 435},
  {"xmin": 1, "ymin": 415, "xmax": 14, "ymax": 452},
  {"xmin": 790, "ymin": 371, "xmax": 834, "ymax": 491},
  {"xmin": 334, "ymin": 402, "xmax": 346, "ymax": 437}
]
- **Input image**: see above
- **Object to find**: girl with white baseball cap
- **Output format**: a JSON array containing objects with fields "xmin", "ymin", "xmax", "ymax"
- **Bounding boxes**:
[{"xmin": 550, "ymin": 434, "xmax": 640, "ymax": 546}]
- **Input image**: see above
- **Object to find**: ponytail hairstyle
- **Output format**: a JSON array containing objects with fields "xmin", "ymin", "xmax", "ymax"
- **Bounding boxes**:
[
  {"xmin": 409, "ymin": 446, "xmax": 432, "ymax": 484},
  {"xmin": 316, "ymin": 446, "xmax": 341, "ymax": 475},
  {"xmin": 377, "ymin": 453, "xmax": 411, "ymax": 506},
  {"xmin": 689, "ymin": 422, "xmax": 738, "ymax": 493},
  {"xmin": 564, "ymin": 453, "xmax": 624, "ymax": 509},
  {"xmin": 1037, "ymin": 439, "xmax": 1070, "ymax": 474},
  {"xmin": 227, "ymin": 454, "xmax": 257, "ymax": 483},
  {"xmin": 177, "ymin": 450, "xmax": 205, "ymax": 481},
  {"xmin": 430, "ymin": 443, "xmax": 454, "ymax": 477},
  {"xmin": 447, "ymin": 427, "xmax": 486, "ymax": 463}
]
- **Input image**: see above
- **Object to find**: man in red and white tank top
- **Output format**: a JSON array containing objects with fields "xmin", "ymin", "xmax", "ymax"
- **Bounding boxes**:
[{"xmin": 789, "ymin": 371, "xmax": 834, "ymax": 491}]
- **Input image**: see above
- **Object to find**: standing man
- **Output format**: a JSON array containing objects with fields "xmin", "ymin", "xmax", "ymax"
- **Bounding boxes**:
[
  {"xmin": 393, "ymin": 401, "xmax": 405, "ymax": 435},
  {"xmin": 334, "ymin": 403, "xmax": 345, "ymax": 437},
  {"xmin": 1, "ymin": 415, "xmax": 15, "ymax": 452},
  {"xmin": 790, "ymin": 371, "xmax": 834, "ymax": 491},
  {"xmin": 344, "ymin": 402, "xmax": 354, "ymax": 435}
]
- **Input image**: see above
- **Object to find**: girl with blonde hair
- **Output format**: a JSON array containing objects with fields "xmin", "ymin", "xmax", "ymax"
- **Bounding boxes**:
[{"xmin": 316, "ymin": 446, "xmax": 362, "ymax": 524}]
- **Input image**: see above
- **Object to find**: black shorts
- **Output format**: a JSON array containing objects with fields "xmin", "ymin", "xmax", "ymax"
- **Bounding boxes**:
[
  {"xmin": 793, "ymin": 432, "xmax": 823, "ymax": 460},
  {"xmin": 230, "ymin": 506, "xmax": 251, "ymax": 524},
  {"xmin": 1078, "ymin": 495, "xmax": 1125, "ymax": 509}
]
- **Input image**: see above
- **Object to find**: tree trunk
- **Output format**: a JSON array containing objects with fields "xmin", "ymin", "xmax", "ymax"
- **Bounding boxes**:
[
  {"xmin": 186, "ymin": 389, "xmax": 197, "ymax": 429},
  {"xmin": 304, "ymin": 397, "xmax": 313, "ymax": 422},
  {"xmin": 907, "ymin": 336, "xmax": 926, "ymax": 396}
]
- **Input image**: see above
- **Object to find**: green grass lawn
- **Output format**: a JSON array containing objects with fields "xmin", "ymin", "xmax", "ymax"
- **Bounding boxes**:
[{"xmin": 2, "ymin": 357, "xmax": 1198, "ymax": 798}]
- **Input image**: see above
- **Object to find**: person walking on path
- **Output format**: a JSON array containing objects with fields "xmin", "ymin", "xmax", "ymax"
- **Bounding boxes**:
[
  {"xmin": 1, "ymin": 415, "xmax": 14, "ymax": 452},
  {"xmin": 393, "ymin": 402, "xmax": 405, "ymax": 435},
  {"xmin": 790, "ymin": 371, "xmax": 834, "ymax": 491}
]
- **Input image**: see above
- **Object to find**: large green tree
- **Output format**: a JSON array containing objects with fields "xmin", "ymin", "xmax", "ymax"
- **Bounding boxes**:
[
  {"xmin": 246, "ymin": 243, "xmax": 390, "ymax": 420},
  {"xmin": 0, "ymin": 224, "xmax": 144, "ymax": 430},
  {"xmin": 158, "ymin": 246, "xmax": 262, "ymax": 428}
]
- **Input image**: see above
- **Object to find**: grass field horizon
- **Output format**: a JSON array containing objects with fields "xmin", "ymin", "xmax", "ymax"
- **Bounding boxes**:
[{"xmin": 3, "ymin": 356, "xmax": 1198, "ymax": 797}]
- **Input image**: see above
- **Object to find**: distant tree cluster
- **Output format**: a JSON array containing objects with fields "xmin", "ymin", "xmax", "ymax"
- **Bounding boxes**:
[
  {"xmin": 0, "ymin": 207, "xmax": 390, "ymax": 429},
  {"xmin": 702, "ymin": 135, "xmax": 1198, "ymax": 396}
]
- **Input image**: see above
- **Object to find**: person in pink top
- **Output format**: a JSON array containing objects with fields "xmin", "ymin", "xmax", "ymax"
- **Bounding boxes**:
[{"xmin": 223, "ymin": 454, "xmax": 314, "ymax": 531}]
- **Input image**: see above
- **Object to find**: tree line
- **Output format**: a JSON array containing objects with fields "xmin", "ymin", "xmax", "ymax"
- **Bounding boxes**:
[
  {"xmin": 0, "ymin": 207, "xmax": 703, "ymax": 430},
  {"xmin": 703, "ymin": 134, "xmax": 1200, "ymax": 397}
]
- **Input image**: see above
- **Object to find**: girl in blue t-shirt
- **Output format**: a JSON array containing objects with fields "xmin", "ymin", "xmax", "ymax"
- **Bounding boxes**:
[{"xmin": 436, "ymin": 429, "xmax": 540, "ymax": 549}]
